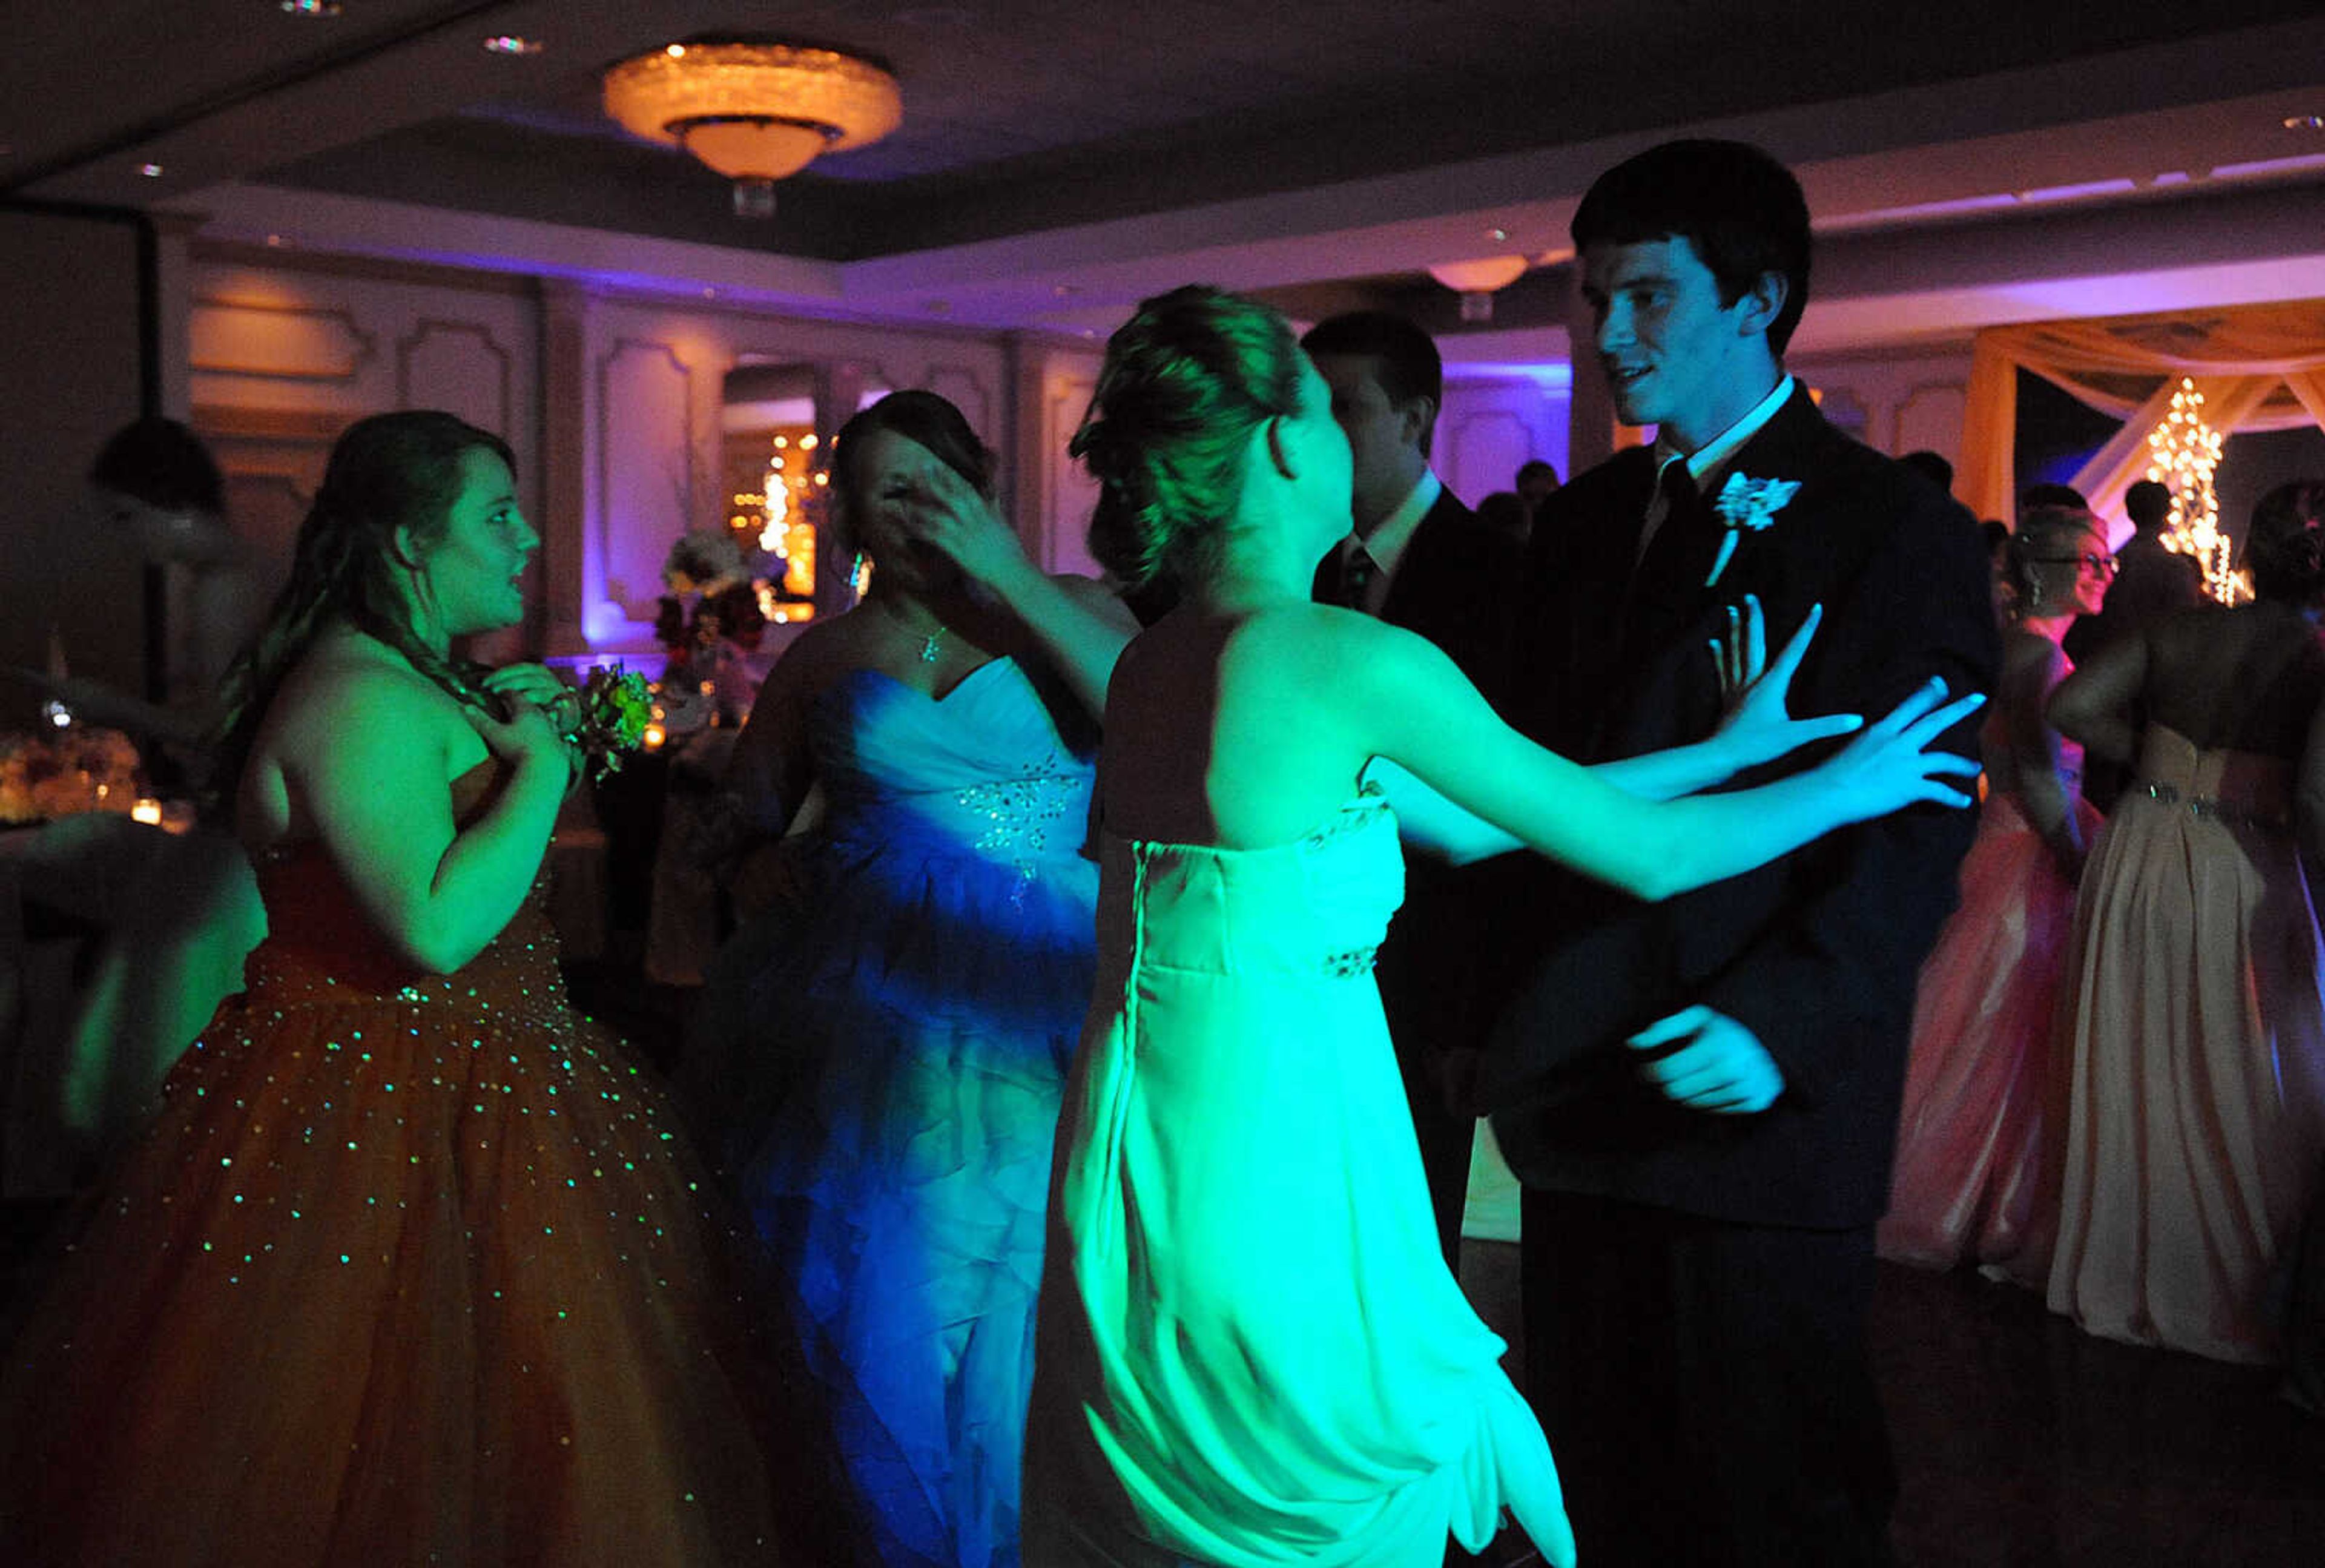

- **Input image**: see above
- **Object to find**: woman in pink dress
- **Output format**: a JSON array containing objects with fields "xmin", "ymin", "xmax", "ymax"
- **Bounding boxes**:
[
  {"xmin": 1879, "ymin": 506, "xmax": 2109, "ymax": 1277},
  {"xmin": 2045, "ymin": 480, "xmax": 2325, "ymax": 1363}
]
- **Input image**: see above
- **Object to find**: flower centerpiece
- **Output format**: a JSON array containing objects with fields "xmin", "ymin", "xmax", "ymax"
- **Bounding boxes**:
[{"xmin": 655, "ymin": 529, "xmax": 776, "ymax": 731}]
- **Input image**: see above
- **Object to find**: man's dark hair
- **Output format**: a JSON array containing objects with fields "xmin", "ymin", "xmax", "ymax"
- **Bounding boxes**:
[
  {"xmin": 88, "ymin": 417, "xmax": 223, "ymax": 516},
  {"xmin": 1299, "ymin": 311, "xmax": 1443, "ymax": 454},
  {"xmin": 1571, "ymin": 139, "xmax": 1812, "ymax": 355},
  {"xmin": 1515, "ymin": 458, "xmax": 1559, "ymax": 487},
  {"xmin": 1899, "ymin": 450, "xmax": 1954, "ymax": 491},
  {"xmin": 2020, "ymin": 483, "xmax": 2089, "ymax": 515},
  {"xmin": 2125, "ymin": 479, "xmax": 2173, "ymax": 532}
]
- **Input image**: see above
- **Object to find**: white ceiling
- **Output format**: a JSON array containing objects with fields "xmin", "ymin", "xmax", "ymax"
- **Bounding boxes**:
[{"xmin": 7, "ymin": 1, "xmax": 2325, "ymax": 352}]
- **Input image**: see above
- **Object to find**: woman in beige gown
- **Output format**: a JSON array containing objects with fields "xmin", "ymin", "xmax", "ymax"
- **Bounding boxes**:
[{"xmin": 2046, "ymin": 479, "xmax": 2325, "ymax": 1363}]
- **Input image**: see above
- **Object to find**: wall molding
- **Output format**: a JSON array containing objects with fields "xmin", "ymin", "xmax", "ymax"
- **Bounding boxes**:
[
  {"xmin": 395, "ymin": 315, "xmax": 513, "ymax": 432},
  {"xmin": 190, "ymin": 295, "xmax": 375, "ymax": 381}
]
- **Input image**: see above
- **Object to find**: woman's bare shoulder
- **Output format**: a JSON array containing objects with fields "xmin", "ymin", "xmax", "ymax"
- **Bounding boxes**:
[{"xmin": 262, "ymin": 635, "xmax": 461, "ymax": 767}]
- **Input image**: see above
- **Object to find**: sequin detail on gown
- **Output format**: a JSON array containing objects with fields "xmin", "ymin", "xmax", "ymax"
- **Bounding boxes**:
[
  {"xmin": 0, "ymin": 762, "xmax": 784, "ymax": 1566},
  {"xmin": 704, "ymin": 657, "xmax": 1099, "ymax": 1568},
  {"xmin": 1023, "ymin": 792, "xmax": 1557, "ymax": 1567}
]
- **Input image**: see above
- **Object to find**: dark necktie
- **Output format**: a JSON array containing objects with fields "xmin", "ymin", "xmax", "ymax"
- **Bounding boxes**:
[
  {"xmin": 1633, "ymin": 460, "xmax": 1706, "ymax": 595},
  {"xmin": 1336, "ymin": 542, "xmax": 1379, "ymax": 611}
]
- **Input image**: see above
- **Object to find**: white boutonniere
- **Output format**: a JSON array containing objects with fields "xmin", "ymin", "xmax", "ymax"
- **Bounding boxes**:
[{"xmin": 1706, "ymin": 473, "xmax": 1799, "ymax": 586}]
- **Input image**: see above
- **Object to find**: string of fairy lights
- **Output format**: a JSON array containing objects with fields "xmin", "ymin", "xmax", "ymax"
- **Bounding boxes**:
[{"xmin": 2145, "ymin": 377, "xmax": 2243, "ymax": 604}]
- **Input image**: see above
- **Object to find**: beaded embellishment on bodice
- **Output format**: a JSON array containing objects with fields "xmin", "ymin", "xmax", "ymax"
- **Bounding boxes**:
[{"xmin": 813, "ymin": 658, "xmax": 1097, "ymax": 881}]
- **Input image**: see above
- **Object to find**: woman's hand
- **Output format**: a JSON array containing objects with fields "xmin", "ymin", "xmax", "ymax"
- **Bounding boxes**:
[
  {"xmin": 908, "ymin": 462, "xmax": 1037, "ymax": 594},
  {"xmin": 479, "ymin": 662, "xmax": 572, "ymax": 720},
  {"xmin": 464, "ymin": 673, "xmax": 574, "ymax": 780},
  {"xmin": 1818, "ymin": 677, "xmax": 1986, "ymax": 819},
  {"xmin": 1711, "ymin": 599, "xmax": 1864, "ymax": 769}
]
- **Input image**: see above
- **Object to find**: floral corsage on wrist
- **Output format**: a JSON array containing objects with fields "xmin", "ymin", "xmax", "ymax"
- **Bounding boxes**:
[
  {"xmin": 1706, "ymin": 473, "xmax": 1801, "ymax": 587},
  {"xmin": 556, "ymin": 666, "xmax": 655, "ymax": 781}
]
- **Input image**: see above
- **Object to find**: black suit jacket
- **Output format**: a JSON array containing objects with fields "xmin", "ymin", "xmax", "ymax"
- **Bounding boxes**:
[
  {"xmin": 1482, "ymin": 387, "xmax": 1999, "ymax": 1228},
  {"xmin": 1317, "ymin": 487, "xmax": 1523, "ymax": 1053}
]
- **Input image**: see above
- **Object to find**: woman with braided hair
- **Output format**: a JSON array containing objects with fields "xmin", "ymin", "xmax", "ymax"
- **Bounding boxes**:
[
  {"xmin": 0, "ymin": 412, "xmax": 797, "ymax": 1564},
  {"xmin": 2046, "ymin": 479, "xmax": 2325, "ymax": 1363}
]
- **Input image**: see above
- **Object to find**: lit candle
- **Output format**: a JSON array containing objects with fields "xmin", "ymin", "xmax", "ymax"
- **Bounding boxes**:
[
  {"xmin": 132, "ymin": 797, "xmax": 163, "ymax": 826},
  {"xmin": 642, "ymin": 723, "xmax": 667, "ymax": 750}
]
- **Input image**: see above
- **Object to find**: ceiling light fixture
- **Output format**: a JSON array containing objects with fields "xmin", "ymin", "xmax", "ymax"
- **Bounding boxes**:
[
  {"xmin": 1427, "ymin": 255, "xmax": 1530, "ymax": 322},
  {"xmin": 280, "ymin": 1, "xmax": 343, "ymax": 15},
  {"xmin": 603, "ymin": 39, "xmax": 902, "ymax": 219},
  {"xmin": 483, "ymin": 35, "xmax": 543, "ymax": 56}
]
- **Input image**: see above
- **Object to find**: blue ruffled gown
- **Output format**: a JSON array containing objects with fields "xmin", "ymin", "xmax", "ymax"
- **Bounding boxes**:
[{"xmin": 709, "ymin": 657, "xmax": 1100, "ymax": 1568}]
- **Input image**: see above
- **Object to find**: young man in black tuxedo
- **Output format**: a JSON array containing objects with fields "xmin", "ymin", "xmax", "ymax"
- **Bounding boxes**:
[
  {"xmin": 1302, "ymin": 310, "xmax": 1521, "ymax": 1268},
  {"xmin": 1477, "ymin": 140, "xmax": 1998, "ymax": 1565}
]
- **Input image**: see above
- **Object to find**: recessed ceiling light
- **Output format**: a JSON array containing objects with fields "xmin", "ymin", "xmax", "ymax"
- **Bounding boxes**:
[
  {"xmin": 138, "ymin": 162, "xmax": 164, "ymax": 178},
  {"xmin": 265, "ymin": 234, "xmax": 287, "ymax": 247},
  {"xmin": 280, "ymin": 0, "xmax": 343, "ymax": 15},
  {"xmin": 484, "ymin": 35, "xmax": 543, "ymax": 56},
  {"xmin": 1489, "ymin": 227, "xmax": 1508, "ymax": 242}
]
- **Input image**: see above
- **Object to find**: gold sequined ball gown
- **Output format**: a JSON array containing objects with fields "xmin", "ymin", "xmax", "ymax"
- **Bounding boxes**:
[{"xmin": 0, "ymin": 762, "xmax": 791, "ymax": 1566}]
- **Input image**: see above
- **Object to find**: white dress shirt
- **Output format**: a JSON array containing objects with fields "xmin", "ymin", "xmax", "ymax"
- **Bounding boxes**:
[
  {"xmin": 1635, "ymin": 374, "xmax": 1795, "ymax": 564},
  {"xmin": 1337, "ymin": 469, "xmax": 1443, "ymax": 615}
]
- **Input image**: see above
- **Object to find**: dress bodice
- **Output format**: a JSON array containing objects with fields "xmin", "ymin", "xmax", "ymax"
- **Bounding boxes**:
[
  {"xmin": 1097, "ymin": 791, "xmax": 1405, "ymax": 979},
  {"xmin": 812, "ymin": 657, "xmax": 1096, "ymax": 872},
  {"xmin": 2135, "ymin": 722, "xmax": 2294, "ymax": 830},
  {"xmin": 241, "ymin": 759, "xmax": 561, "ymax": 1006}
]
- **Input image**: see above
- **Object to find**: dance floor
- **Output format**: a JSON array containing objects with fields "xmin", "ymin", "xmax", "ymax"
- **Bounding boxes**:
[
  {"xmin": 8, "ymin": 944, "xmax": 2317, "ymax": 1566},
  {"xmin": 1457, "ymin": 1240, "xmax": 2325, "ymax": 1567}
]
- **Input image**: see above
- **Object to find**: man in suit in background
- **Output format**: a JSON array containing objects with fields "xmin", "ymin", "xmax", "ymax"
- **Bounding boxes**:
[
  {"xmin": 1302, "ymin": 309, "xmax": 1520, "ymax": 1267},
  {"xmin": 1479, "ymin": 140, "xmax": 1997, "ymax": 1565},
  {"xmin": 2062, "ymin": 477, "xmax": 2206, "ymax": 806}
]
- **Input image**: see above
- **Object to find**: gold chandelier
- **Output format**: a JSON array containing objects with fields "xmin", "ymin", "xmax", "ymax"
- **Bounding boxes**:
[{"xmin": 603, "ymin": 41, "xmax": 902, "ymax": 219}]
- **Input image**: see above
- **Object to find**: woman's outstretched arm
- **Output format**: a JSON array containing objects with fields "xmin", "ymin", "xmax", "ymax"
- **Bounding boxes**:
[
  {"xmin": 1343, "ymin": 616, "xmax": 1978, "ymax": 900},
  {"xmin": 1377, "ymin": 601, "xmax": 1872, "ymax": 866}
]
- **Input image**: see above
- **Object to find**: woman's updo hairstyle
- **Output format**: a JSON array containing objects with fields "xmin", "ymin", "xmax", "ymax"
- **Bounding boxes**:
[
  {"xmin": 2006, "ymin": 504, "xmax": 2105, "ymax": 607},
  {"xmin": 209, "ymin": 410, "xmax": 510, "ymax": 809},
  {"xmin": 2244, "ymin": 479, "xmax": 2325, "ymax": 605},
  {"xmin": 1071, "ymin": 285, "xmax": 1307, "ymax": 590},
  {"xmin": 828, "ymin": 390, "xmax": 995, "ymax": 565}
]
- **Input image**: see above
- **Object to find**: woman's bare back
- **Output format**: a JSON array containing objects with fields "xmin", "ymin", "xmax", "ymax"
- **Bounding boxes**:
[
  {"xmin": 1100, "ymin": 608, "xmax": 1379, "ymax": 849},
  {"xmin": 2143, "ymin": 603, "xmax": 2325, "ymax": 760}
]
